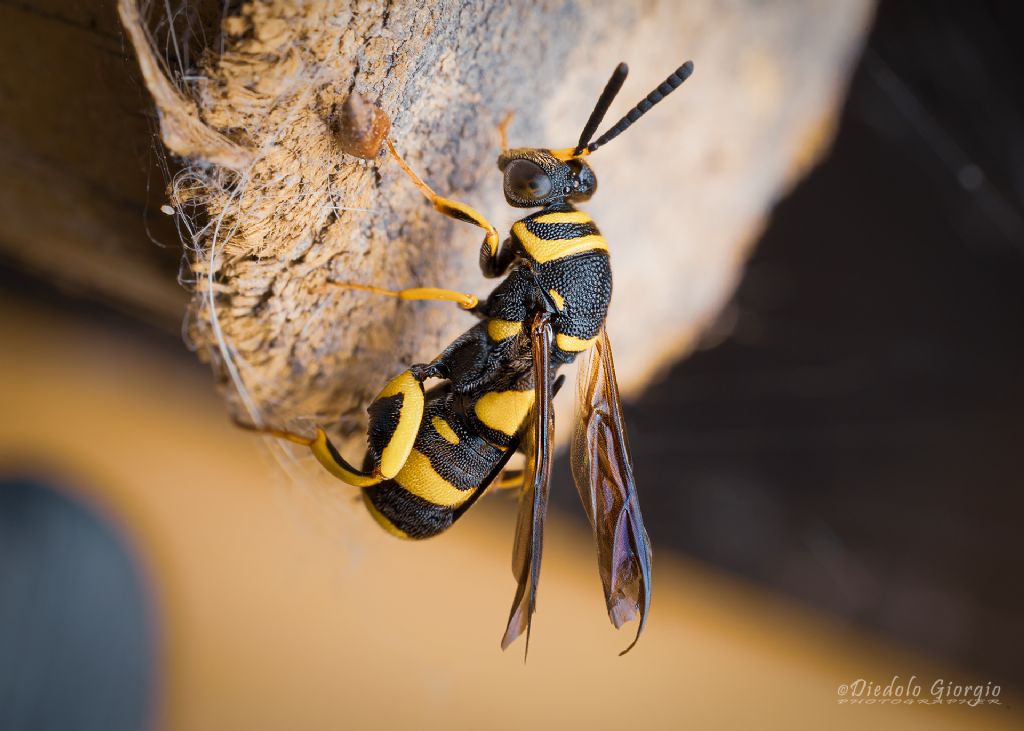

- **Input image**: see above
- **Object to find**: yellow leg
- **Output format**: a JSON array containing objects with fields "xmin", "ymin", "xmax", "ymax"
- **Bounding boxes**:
[
  {"xmin": 237, "ymin": 370, "xmax": 424, "ymax": 493},
  {"xmin": 385, "ymin": 138, "xmax": 500, "ymax": 258},
  {"xmin": 264, "ymin": 427, "xmax": 315, "ymax": 447},
  {"xmin": 235, "ymin": 419, "xmax": 315, "ymax": 446},
  {"xmin": 236, "ymin": 420, "xmax": 382, "ymax": 487},
  {"xmin": 498, "ymin": 112, "xmax": 514, "ymax": 152},
  {"xmin": 308, "ymin": 428, "xmax": 383, "ymax": 487},
  {"xmin": 329, "ymin": 281, "xmax": 478, "ymax": 310}
]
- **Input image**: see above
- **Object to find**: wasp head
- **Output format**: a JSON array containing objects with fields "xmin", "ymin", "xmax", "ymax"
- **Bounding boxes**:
[
  {"xmin": 497, "ymin": 148, "xmax": 597, "ymax": 208},
  {"xmin": 494, "ymin": 60, "xmax": 693, "ymax": 209}
]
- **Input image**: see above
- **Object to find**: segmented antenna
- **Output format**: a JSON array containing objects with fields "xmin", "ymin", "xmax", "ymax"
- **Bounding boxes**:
[
  {"xmin": 573, "ymin": 62, "xmax": 630, "ymax": 156},
  {"xmin": 586, "ymin": 60, "xmax": 694, "ymax": 153}
]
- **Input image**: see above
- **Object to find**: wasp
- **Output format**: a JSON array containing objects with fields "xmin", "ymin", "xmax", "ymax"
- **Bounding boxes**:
[{"xmin": 251, "ymin": 60, "xmax": 694, "ymax": 654}]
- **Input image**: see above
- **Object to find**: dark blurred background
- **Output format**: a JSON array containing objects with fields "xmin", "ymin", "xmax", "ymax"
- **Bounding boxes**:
[
  {"xmin": 0, "ymin": 478, "xmax": 156, "ymax": 731},
  {"xmin": 554, "ymin": 0, "xmax": 1024, "ymax": 687}
]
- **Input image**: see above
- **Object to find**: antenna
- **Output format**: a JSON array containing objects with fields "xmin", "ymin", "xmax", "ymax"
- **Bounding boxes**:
[
  {"xmin": 573, "ymin": 62, "xmax": 630, "ymax": 156},
  {"xmin": 586, "ymin": 60, "xmax": 694, "ymax": 153}
]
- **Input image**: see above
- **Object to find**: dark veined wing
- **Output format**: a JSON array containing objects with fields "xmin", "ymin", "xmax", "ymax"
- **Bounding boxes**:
[
  {"xmin": 570, "ymin": 326, "xmax": 652, "ymax": 654},
  {"xmin": 501, "ymin": 312, "xmax": 555, "ymax": 656}
]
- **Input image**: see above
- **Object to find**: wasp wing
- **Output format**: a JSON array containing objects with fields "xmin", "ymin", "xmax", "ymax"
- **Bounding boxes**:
[
  {"xmin": 501, "ymin": 312, "xmax": 555, "ymax": 656},
  {"xmin": 570, "ymin": 326, "xmax": 652, "ymax": 654}
]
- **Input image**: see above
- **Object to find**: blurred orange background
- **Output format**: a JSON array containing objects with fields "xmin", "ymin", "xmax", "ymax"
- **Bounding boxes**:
[{"xmin": 2, "ymin": 297, "xmax": 1018, "ymax": 730}]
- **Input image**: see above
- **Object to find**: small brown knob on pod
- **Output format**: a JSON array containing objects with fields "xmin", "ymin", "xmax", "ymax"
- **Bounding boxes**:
[{"xmin": 333, "ymin": 93, "xmax": 391, "ymax": 159}]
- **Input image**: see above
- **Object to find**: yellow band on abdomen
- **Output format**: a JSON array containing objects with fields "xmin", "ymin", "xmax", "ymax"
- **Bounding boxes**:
[
  {"xmin": 432, "ymin": 416, "xmax": 460, "ymax": 445},
  {"xmin": 474, "ymin": 389, "xmax": 535, "ymax": 436},
  {"xmin": 396, "ymin": 449, "xmax": 474, "ymax": 507}
]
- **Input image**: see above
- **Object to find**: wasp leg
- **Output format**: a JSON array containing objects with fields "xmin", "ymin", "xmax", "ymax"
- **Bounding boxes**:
[
  {"xmin": 364, "ymin": 370, "xmax": 426, "ymax": 479},
  {"xmin": 236, "ymin": 420, "xmax": 381, "ymax": 487},
  {"xmin": 234, "ymin": 419, "xmax": 315, "ymax": 446},
  {"xmin": 238, "ymin": 370, "xmax": 425, "ymax": 487},
  {"xmin": 327, "ymin": 281, "xmax": 478, "ymax": 310},
  {"xmin": 307, "ymin": 427, "xmax": 382, "ymax": 487},
  {"xmin": 498, "ymin": 111, "xmax": 514, "ymax": 152},
  {"xmin": 493, "ymin": 468, "xmax": 524, "ymax": 491},
  {"xmin": 385, "ymin": 138, "xmax": 501, "ymax": 261}
]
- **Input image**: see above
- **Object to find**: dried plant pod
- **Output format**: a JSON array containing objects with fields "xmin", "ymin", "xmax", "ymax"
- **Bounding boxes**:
[{"xmin": 333, "ymin": 93, "xmax": 391, "ymax": 160}]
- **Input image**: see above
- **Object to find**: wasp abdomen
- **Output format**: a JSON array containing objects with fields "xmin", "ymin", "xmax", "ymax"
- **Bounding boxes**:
[{"xmin": 363, "ymin": 393, "xmax": 506, "ymax": 538}]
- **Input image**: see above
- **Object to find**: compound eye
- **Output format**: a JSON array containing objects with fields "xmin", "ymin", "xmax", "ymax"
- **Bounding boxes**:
[{"xmin": 504, "ymin": 159, "xmax": 552, "ymax": 200}]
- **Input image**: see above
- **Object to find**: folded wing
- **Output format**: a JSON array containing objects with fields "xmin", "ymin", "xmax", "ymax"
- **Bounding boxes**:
[
  {"xmin": 501, "ymin": 312, "xmax": 555, "ymax": 657},
  {"xmin": 570, "ymin": 327, "xmax": 652, "ymax": 654}
]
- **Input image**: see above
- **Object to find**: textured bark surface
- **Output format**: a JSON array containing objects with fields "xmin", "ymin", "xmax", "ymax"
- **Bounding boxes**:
[{"xmin": 109, "ymin": 0, "xmax": 873, "ymax": 440}]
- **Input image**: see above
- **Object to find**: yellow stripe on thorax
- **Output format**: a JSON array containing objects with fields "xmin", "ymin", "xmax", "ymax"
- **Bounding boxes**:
[
  {"xmin": 555, "ymin": 333, "xmax": 598, "ymax": 352},
  {"xmin": 396, "ymin": 449, "xmax": 474, "ymax": 507},
  {"xmin": 533, "ymin": 210, "xmax": 593, "ymax": 225},
  {"xmin": 474, "ymin": 389, "xmax": 534, "ymax": 436},
  {"xmin": 511, "ymin": 221, "xmax": 608, "ymax": 264},
  {"xmin": 548, "ymin": 289, "xmax": 565, "ymax": 310},
  {"xmin": 487, "ymin": 319, "xmax": 523, "ymax": 341}
]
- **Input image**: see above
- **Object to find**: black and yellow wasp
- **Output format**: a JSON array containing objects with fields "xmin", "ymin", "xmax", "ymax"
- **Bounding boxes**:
[{"xmin": 254, "ymin": 60, "xmax": 694, "ymax": 653}]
